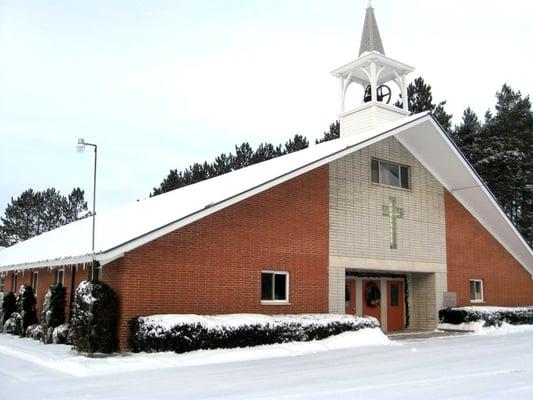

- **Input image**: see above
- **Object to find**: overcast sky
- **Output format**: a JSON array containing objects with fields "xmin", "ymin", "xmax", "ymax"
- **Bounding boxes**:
[{"xmin": 1, "ymin": 0, "xmax": 532, "ymax": 214}]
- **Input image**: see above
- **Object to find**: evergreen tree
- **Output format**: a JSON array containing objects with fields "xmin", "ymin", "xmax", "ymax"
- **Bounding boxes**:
[
  {"xmin": 283, "ymin": 134, "xmax": 309, "ymax": 154},
  {"xmin": 0, "ymin": 188, "xmax": 88, "ymax": 247},
  {"xmin": 397, "ymin": 77, "xmax": 453, "ymax": 130},
  {"xmin": 233, "ymin": 142, "xmax": 255, "ymax": 169},
  {"xmin": 316, "ymin": 121, "xmax": 340, "ymax": 144},
  {"xmin": 65, "ymin": 188, "xmax": 88, "ymax": 223},
  {"xmin": 451, "ymin": 107, "xmax": 483, "ymax": 163},
  {"xmin": 473, "ymin": 85, "xmax": 532, "ymax": 243}
]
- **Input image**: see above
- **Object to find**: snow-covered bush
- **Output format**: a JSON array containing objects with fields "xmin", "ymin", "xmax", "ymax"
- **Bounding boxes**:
[
  {"xmin": 70, "ymin": 280, "xmax": 119, "ymax": 353},
  {"xmin": 25, "ymin": 324, "xmax": 44, "ymax": 340},
  {"xmin": 40, "ymin": 283, "xmax": 66, "ymax": 343},
  {"xmin": 4, "ymin": 312, "xmax": 22, "ymax": 335},
  {"xmin": 17, "ymin": 284, "xmax": 37, "ymax": 335},
  {"xmin": 0, "ymin": 291, "xmax": 17, "ymax": 332},
  {"xmin": 52, "ymin": 323, "xmax": 71, "ymax": 344},
  {"xmin": 439, "ymin": 306, "xmax": 533, "ymax": 327},
  {"xmin": 129, "ymin": 314, "xmax": 379, "ymax": 353}
]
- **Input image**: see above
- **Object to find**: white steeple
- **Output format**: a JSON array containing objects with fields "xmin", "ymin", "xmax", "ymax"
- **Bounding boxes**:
[{"xmin": 331, "ymin": 3, "xmax": 414, "ymax": 138}]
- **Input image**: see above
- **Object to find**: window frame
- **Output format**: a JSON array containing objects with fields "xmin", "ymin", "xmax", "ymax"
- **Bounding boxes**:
[
  {"xmin": 469, "ymin": 279, "xmax": 484, "ymax": 303},
  {"xmin": 371, "ymin": 158, "xmax": 411, "ymax": 190},
  {"xmin": 260, "ymin": 270, "xmax": 290, "ymax": 305}
]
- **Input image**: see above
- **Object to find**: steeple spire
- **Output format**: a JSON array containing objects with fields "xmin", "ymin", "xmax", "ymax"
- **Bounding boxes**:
[{"xmin": 358, "ymin": 3, "xmax": 385, "ymax": 56}]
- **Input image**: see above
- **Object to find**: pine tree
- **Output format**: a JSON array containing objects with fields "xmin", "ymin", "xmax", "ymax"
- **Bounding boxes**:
[
  {"xmin": 451, "ymin": 107, "xmax": 482, "ymax": 163},
  {"xmin": 473, "ymin": 85, "xmax": 533, "ymax": 243},
  {"xmin": 0, "ymin": 188, "xmax": 88, "ymax": 247},
  {"xmin": 283, "ymin": 134, "xmax": 309, "ymax": 154},
  {"xmin": 316, "ymin": 121, "xmax": 340, "ymax": 144},
  {"xmin": 65, "ymin": 188, "xmax": 88, "ymax": 223},
  {"xmin": 398, "ymin": 77, "xmax": 453, "ymax": 130}
]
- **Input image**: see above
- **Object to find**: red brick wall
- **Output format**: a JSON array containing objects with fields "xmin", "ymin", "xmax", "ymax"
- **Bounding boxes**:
[
  {"xmin": 103, "ymin": 166, "xmax": 330, "ymax": 348},
  {"xmin": 445, "ymin": 190, "xmax": 533, "ymax": 306}
]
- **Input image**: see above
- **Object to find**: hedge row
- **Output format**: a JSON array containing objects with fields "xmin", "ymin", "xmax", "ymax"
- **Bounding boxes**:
[
  {"xmin": 439, "ymin": 306, "xmax": 533, "ymax": 326},
  {"xmin": 1, "ymin": 280, "xmax": 118, "ymax": 354},
  {"xmin": 129, "ymin": 314, "xmax": 379, "ymax": 353}
]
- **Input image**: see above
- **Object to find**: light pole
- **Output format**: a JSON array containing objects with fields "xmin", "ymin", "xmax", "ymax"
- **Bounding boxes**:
[{"xmin": 77, "ymin": 138, "xmax": 98, "ymax": 279}]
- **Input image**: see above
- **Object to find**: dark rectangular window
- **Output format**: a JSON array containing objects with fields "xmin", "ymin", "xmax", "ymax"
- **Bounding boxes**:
[
  {"xmin": 390, "ymin": 284, "xmax": 399, "ymax": 306},
  {"xmin": 469, "ymin": 279, "xmax": 483, "ymax": 302},
  {"xmin": 56, "ymin": 269, "xmax": 65, "ymax": 286},
  {"xmin": 0, "ymin": 275, "xmax": 4, "ymax": 293},
  {"xmin": 12, "ymin": 273, "xmax": 18, "ymax": 293},
  {"xmin": 31, "ymin": 271, "xmax": 38, "ymax": 293},
  {"xmin": 371, "ymin": 159, "xmax": 410, "ymax": 189},
  {"xmin": 400, "ymin": 166, "xmax": 410, "ymax": 189},
  {"xmin": 261, "ymin": 272, "xmax": 288, "ymax": 302},
  {"xmin": 371, "ymin": 159, "xmax": 379, "ymax": 183}
]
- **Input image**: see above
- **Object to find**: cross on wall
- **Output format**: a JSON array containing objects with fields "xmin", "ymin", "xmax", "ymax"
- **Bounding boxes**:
[{"xmin": 382, "ymin": 196, "xmax": 403, "ymax": 249}]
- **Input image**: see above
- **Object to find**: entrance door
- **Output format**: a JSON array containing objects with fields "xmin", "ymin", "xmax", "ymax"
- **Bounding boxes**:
[
  {"xmin": 362, "ymin": 279, "xmax": 381, "ymax": 322},
  {"xmin": 387, "ymin": 280, "xmax": 404, "ymax": 331},
  {"xmin": 345, "ymin": 279, "xmax": 356, "ymax": 315}
]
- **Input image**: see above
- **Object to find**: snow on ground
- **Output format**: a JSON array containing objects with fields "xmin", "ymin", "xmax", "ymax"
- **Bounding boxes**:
[
  {"xmin": 439, "ymin": 321, "xmax": 533, "ymax": 335},
  {"xmin": 1, "ymin": 325, "xmax": 533, "ymax": 399},
  {"xmin": 0, "ymin": 327, "xmax": 391, "ymax": 377}
]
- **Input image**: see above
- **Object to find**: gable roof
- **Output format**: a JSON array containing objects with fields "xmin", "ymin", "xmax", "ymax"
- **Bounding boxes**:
[{"xmin": 0, "ymin": 112, "xmax": 531, "ymax": 276}]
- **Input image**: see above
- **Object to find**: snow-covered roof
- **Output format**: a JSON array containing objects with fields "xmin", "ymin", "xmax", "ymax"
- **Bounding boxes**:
[{"xmin": 0, "ymin": 112, "xmax": 531, "ymax": 276}]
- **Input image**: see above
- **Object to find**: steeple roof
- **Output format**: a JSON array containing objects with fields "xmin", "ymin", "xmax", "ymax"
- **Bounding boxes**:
[{"xmin": 358, "ymin": 3, "xmax": 385, "ymax": 56}]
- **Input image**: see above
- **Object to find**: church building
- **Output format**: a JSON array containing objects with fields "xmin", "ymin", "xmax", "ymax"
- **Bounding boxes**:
[{"xmin": 1, "ymin": 5, "xmax": 532, "ymax": 348}]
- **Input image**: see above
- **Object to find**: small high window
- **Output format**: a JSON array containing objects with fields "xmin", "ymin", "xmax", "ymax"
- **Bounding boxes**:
[
  {"xmin": 0, "ymin": 275, "xmax": 4, "ymax": 293},
  {"xmin": 371, "ymin": 159, "xmax": 410, "ymax": 189},
  {"xmin": 12, "ymin": 273, "xmax": 18, "ymax": 293},
  {"xmin": 56, "ymin": 268, "xmax": 65, "ymax": 286},
  {"xmin": 31, "ymin": 271, "xmax": 38, "ymax": 294},
  {"xmin": 469, "ymin": 279, "xmax": 484, "ymax": 303},
  {"xmin": 261, "ymin": 271, "xmax": 289, "ymax": 303}
]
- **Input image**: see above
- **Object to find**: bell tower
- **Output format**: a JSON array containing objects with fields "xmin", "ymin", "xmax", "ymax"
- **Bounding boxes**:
[{"xmin": 331, "ymin": 3, "xmax": 414, "ymax": 138}]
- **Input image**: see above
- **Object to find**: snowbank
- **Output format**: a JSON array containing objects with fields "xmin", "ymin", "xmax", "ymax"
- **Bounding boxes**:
[
  {"xmin": 130, "ymin": 313, "xmax": 379, "ymax": 353},
  {"xmin": 0, "ymin": 326, "xmax": 391, "ymax": 377}
]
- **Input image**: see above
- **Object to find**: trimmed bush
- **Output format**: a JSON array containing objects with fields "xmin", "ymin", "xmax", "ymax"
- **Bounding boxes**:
[
  {"xmin": 0, "ymin": 291, "xmax": 17, "ymax": 332},
  {"xmin": 439, "ymin": 306, "xmax": 533, "ymax": 327},
  {"xmin": 40, "ymin": 283, "xmax": 66, "ymax": 343},
  {"xmin": 70, "ymin": 280, "xmax": 119, "ymax": 354},
  {"xmin": 4, "ymin": 312, "xmax": 22, "ymax": 335},
  {"xmin": 25, "ymin": 324, "xmax": 44, "ymax": 340},
  {"xmin": 17, "ymin": 285, "xmax": 37, "ymax": 335},
  {"xmin": 129, "ymin": 314, "xmax": 379, "ymax": 354},
  {"xmin": 52, "ymin": 323, "xmax": 71, "ymax": 345}
]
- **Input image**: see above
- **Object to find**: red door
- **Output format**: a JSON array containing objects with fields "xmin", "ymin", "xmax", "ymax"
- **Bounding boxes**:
[
  {"xmin": 345, "ymin": 279, "xmax": 356, "ymax": 315},
  {"xmin": 362, "ymin": 279, "xmax": 381, "ymax": 323},
  {"xmin": 387, "ymin": 280, "xmax": 404, "ymax": 331}
]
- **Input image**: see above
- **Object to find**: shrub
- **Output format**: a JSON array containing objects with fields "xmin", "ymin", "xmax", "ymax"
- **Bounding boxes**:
[
  {"xmin": 4, "ymin": 312, "xmax": 22, "ymax": 335},
  {"xmin": 439, "ymin": 306, "xmax": 533, "ymax": 327},
  {"xmin": 70, "ymin": 280, "xmax": 119, "ymax": 354},
  {"xmin": 40, "ymin": 283, "xmax": 66, "ymax": 343},
  {"xmin": 129, "ymin": 314, "xmax": 379, "ymax": 354},
  {"xmin": 0, "ymin": 291, "xmax": 17, "ymax": 332},
  {"xmin": 17, "ymin": 285, "xmax": 37, "ymax": 335},
  {"xmin": 25, "ymin": 324, "xmax": 44, "ymax": 341},
  {"xmin": 52, "ymin": 323, "xmax": 71, "ymax": 345}
]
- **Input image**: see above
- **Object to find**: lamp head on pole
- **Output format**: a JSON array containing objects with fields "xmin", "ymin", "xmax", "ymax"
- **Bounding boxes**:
[{"xmin": 76, "ymin": 138, "xmax": 86, "ymax": 153}]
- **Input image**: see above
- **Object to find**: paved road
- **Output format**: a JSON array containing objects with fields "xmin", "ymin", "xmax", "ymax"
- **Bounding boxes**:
[{"xmin": 1, "ymin": 330, "xmax": 533, "ymax": 399}]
